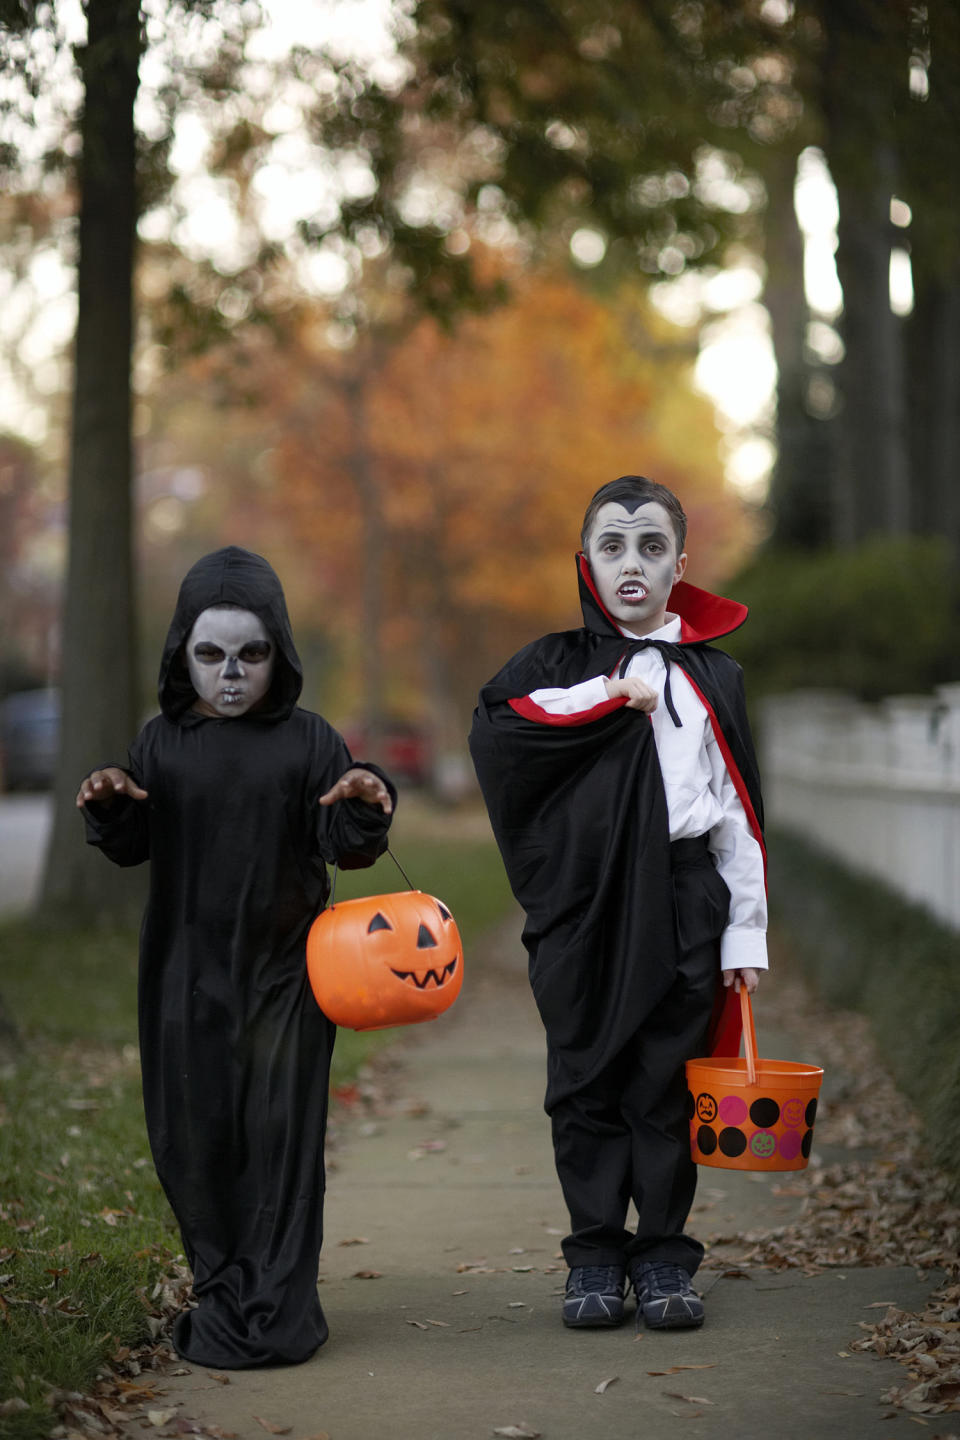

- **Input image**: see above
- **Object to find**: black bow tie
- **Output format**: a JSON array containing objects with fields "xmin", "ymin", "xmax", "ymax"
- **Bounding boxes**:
[{"xmin": 617, "ymin": 639, "xmax": 684, "ymax": 727}]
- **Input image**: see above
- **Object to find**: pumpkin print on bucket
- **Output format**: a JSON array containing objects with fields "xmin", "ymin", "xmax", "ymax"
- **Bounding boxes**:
[{"xmin": 306, "ymin": 890, "xmax": 464, "ymax": 1031}]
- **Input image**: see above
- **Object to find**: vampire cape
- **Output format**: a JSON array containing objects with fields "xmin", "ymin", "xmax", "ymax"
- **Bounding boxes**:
[
  {"xmin": 469, "ymin": 555, "xmax": 764, "ymax": 1110},
  {"xmin": 83, "ymin": 547, "xmax": 395, "ymax": 1369}
]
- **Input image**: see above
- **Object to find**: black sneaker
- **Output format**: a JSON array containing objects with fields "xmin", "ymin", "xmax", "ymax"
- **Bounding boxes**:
[
  {"xmin": 631, "ymin": 1261, "xmax": 704, "ymax": 1330},
  {"xmin": 562, "ymin": 1264, "xmax": 626, "ymax": 1328}
]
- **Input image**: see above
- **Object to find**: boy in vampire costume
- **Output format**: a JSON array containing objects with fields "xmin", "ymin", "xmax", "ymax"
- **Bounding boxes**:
[
  {"xmin": 469, "ymin": 476, "xmax": 766, "ymax": 1332},
  {"xmin": 77, "ymin": 547, "xmax": 396, "ymax": 1369}
]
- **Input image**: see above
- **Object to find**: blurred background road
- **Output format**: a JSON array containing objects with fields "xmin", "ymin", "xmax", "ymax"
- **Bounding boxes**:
[{"xmin": 0, "ymin": 793, "xmax": 51, "ymax": 915}]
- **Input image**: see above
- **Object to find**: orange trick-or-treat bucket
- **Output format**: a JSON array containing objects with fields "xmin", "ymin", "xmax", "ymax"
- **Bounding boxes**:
[
  {"xmin": 685, "ymin": 986, "xmax": 824, "ymax": 1172},
  {"xmin": 306, "ymin": 889, "xmax": 464, "ymax": 1032}
]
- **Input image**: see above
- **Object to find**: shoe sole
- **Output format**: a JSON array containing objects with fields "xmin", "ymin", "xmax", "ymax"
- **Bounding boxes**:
[
  {"xmin": 563, "ymin": 1312, "xmax": 624, "ymax": 1328},
  {"xmin": 639, "ymin": 1298, "xmax": 705, "ymax": 1330},
  {"xmin": 642, "ymin": 1311, "xmax": 705, "ymax": 1330}
]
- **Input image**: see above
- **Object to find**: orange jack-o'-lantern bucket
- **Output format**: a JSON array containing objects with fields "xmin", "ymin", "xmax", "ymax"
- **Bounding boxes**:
[
  {"xmin": 685, "ymin": 987, "xmax": 824, "ymax": 1172},
  {"xmin": 306, "ymin": 851, "xmax": 463, "ymax": 1031}
]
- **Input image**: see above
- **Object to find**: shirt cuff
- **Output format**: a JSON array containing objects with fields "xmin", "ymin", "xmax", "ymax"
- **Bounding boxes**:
[
  {"xmin": 719, "ymin": 926, "xmax": 769, "ymax": 973},
  {"xmin": 527, "ymin": 676, "xmax": 610, "ymax": 715}
]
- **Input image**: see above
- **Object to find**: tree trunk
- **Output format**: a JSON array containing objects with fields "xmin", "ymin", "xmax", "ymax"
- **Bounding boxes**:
[
  {"xmin": 818, "ymin": 0, "xmax": 910, "ymax": 544},
  {"xmin": 343, "ymin": 366, "xmax": 386, "ymax": 750},
  {"xmin": 762, "ymin": 144, "xmax": 834, "ymax": 548},
  {"xmin": 907, "ymin": 274, "xmax": 960, "ymax": 550},
  {"xmin": 39, "ymin": 0, "xmax": 144, "ymax": 921},
  {"xmin": 901, "ymin": 0, "xmax": 960, "ymax": 555}
]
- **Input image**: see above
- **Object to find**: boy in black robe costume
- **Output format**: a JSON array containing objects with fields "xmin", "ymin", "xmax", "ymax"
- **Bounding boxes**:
[
  {"xmin": 78, "ymin": 547, "xmax": 396, "ymax": 1369},
  {"xmin": 469, "ymin": 478, "xmax": 766, "ymax": 1332}
]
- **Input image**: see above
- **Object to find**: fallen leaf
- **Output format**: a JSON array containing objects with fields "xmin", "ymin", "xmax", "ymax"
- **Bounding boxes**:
[
  {"xmin": 664, "ymin": 1392, "xmax": 715, "ymax": 1405},
  {"xmin": 352, "ymin": 1270, "xmax": 382, "ymax": 1279},
  {"xmin": 406, "ymin": 1320, "xmax": 429, "ymax": 1330},
  {"xmin": 254, "ymin": 1419, "xmax": 292, "ymax": 1435},
  {"xmin": 648, "ymin": 1365, "xmax": 717, "ymax": 1376},
  {"xmin": 206, "ymin": 1372, "xmax": 231, "ymax": 1384},
  {"xmin": 595, "ymin": 1376, "xmax": 619, "ymax": 1394},
  {"xmin": 425, "ymin": 1319, "xmax": 450, "ymax": 1327},
  {"xmin": 864, "ymin": 1301, "xmax": 898, "ymax": 1309},
  {"xmin": 507, "ymin": 1302, "xmax": 527, "ymax": 1309},
  {"xmin": 338, "ymin": 1237, "xmax": 369, "ymax": 1246},
  {"xmin": 147, "ymin": 1410, "xmax": 177, "ymax": 1426},
  {"xmin": 492, "ymin": 1428, "xmax": 540, "ymax": 1439},
  {"xmin": 512, "ymin": 1265, "xmax": 534, "ymax": 1273}
]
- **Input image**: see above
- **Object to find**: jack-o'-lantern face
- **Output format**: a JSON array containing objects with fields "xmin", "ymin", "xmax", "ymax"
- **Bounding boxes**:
[
  {"xmin": 306, "ymin": 891, "xmax": 464, "ymax": 1031},
  {"xmin": 781, "ymin": 1098, "xmax": 805, "ymax": 1129},
  {"xmin": 749, "ymin": 1131, "xmax": 777, "ymax": 1159},
  {"xmin": 696, "ymin": 1093, "xmax": 718, "ymax": 1124}
]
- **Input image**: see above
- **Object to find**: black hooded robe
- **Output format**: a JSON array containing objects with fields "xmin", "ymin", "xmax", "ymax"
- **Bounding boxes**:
[
  {"xmin": 83, "ymin": 548, "xmax": 395, "ymax": 1369},
  {"xmin": 469, "ymin": 557, "xmax": 765, "ymax": 1252}
]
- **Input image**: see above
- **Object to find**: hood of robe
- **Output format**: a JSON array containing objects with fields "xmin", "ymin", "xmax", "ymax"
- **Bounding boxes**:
[
  {"xmin": 159, "ymin": 547, "xmax": 303, "ymax": 722},
  {"xmin": 576, "ymin": 552, "xmax": 748, "ymax": 645}
]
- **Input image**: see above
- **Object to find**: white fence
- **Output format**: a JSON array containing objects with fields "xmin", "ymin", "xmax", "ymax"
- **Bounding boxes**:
[{"xmin": 760, "ymin": 685, "xmax": 960, "ymax": 932}]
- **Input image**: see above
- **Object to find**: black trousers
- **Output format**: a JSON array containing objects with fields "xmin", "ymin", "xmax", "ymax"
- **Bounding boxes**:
[{"xmin": 548, "ymin": 835, "xmax": 730, "ymax": 1276}]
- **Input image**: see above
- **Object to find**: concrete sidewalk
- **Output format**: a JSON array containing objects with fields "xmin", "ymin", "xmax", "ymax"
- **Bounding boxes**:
[{"xmin": 132, "ymin": 916, "xmax": 957, "ymax": 1440}]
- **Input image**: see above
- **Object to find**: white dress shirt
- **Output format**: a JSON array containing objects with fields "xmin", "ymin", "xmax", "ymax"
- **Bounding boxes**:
[{"xmin": 528, "ymin": 614, "xmax": 768, "ymax": 972}]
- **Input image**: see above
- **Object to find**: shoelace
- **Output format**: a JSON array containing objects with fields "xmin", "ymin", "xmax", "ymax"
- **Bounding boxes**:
[
  {"xmin": 572, "ymin": 1265, "xmax": 623, "ymax": 1293},
  {"xmin": 636, "ymin": 1261, "xmax": 690, "ymax": 1292}
]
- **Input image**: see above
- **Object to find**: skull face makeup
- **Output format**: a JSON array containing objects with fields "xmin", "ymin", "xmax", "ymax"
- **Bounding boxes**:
[{"xmin": 186, "ymin": 606, "xmax": 274, "ymax": 717}]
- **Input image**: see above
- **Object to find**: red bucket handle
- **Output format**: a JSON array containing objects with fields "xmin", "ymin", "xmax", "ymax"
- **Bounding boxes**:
[{"xmin": 740, "ymin": 984, "xmax": 759, "ymax": 1086}]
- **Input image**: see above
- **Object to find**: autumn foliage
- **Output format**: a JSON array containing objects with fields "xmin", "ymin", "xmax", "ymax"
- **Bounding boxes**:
[{"xmin": 148, "ymin": 265, "xmax": 750, "ymax": 737}]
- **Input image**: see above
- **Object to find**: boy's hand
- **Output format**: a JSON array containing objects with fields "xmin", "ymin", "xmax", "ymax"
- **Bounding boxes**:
[
  {"xmin": 318, "ymin": 768, "xmax": 393, "ymax": 815},
  {"xmin": 76, "ymin": 768, "xmax": 148, "ymax": 809},
  {"xmin": 604, "ymin": 676, "xmax": 659, "ymax": 713},
  {"xmin": 722, "ymin": 967, "xmax": 760, "ymax": 994}
]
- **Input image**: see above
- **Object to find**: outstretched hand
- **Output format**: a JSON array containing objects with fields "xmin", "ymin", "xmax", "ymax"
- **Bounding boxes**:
[
  {"xmin": 318, "ymin": 767, "xmax": 393, "ymax": 815},
  {"xmin": 76, "ymin": 768, "xmax": 149, "ymax": 809},
  {"xmin": 722, "ymin": 967, "xmax": 760, "ymax": 994}
]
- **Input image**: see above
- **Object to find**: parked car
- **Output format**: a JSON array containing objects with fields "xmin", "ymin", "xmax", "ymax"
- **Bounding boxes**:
[
  {"xmin": 0, "ymin": 688, "xmax": 60, "ymax": 791},
  {"xmin": 341, "ymin": 717, "xmax": 431, "ymax": 788}
]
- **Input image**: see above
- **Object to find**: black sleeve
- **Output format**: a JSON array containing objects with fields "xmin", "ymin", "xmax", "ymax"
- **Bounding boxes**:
[
  {"xmin": 81, "ymin": 743, "xmax": 150, "ymax": 869},
  {"xmin": 330, "ymin": 761, "xmax": 397, "ymax": 871},
  {"xmin": 313, "ymin": 740, "xmax": 397, "ymax": 871}
]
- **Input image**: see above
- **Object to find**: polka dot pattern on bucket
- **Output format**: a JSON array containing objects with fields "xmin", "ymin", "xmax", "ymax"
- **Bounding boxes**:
[{"xmin": 687, "ymin": 1087, "xmax": 818, "ymax": 1168}]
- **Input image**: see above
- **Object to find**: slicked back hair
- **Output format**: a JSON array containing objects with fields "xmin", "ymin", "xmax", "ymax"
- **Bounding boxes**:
[{"xmin": 581, "ymin": 476, "xmax": 687, "ymax": 554}]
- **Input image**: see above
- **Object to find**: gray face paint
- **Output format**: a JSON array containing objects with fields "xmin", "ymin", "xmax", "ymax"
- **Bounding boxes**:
[
  {"xmin": 585, "ymin": 500, "xmax": 686, "ymax": 635},
  {"xmin": 186, "ymin": 606, "xmax": 274, "ymax": 718}
]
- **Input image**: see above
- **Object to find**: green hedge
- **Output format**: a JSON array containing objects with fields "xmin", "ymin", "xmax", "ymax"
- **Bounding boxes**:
[
  {"xmin": 769, "ymin": 826, "xmax": 960, "ymax": 1185},
  {"xmin": 724, "ymin": 537, "xmax": 960, "ymax": 702}
]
